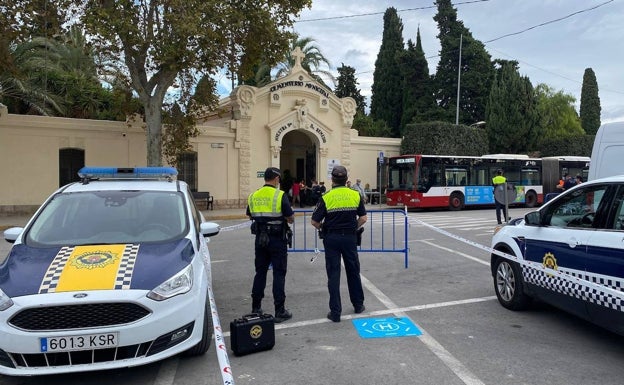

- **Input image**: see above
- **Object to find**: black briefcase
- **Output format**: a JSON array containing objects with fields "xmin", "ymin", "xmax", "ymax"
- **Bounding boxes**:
[{"xmin": 230, "ymin": 313, "xmax": 275, "ymax": 356}]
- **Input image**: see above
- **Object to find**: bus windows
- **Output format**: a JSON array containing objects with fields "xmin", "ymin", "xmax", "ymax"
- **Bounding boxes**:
[
  {"xmin": 522, "ymin": 168, "xmax": 541, "ymax": 185},
  {"xmin": 445, "ymin": 167, "xmax": 468, "ymax": 186}
]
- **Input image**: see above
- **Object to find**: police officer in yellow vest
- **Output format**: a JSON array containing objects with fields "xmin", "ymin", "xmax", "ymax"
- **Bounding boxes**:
[
  {"xmin": 246, "ymin": 167, "xmax": 295, "ymax": 323},
  {"xmin": 492, "ymin": 169, "xmax": 508, "ymax": 224},
  {"xmin": 311, "ymin": 165, "xmax": 367, "ymax": 322}
]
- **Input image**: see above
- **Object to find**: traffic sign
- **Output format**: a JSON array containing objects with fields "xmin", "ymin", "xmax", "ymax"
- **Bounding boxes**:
[{"xmin": 379, "ymin": 151, "xmax": 384, "ymax": 164}]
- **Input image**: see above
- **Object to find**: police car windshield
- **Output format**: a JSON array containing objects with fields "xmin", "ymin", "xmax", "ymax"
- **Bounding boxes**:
[{"xmin": 26, "ymin": 191, "xmax": 188, "ymax": 246}]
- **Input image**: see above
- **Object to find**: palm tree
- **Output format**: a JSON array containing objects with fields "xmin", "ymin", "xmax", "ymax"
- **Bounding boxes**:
[
  {"xmin": 1, "ymin": 38, "xmax": 65, "ymax": 115},
  {"xmin": 274, "ymin": 34, "xmax": 336, "ymax": 88}
]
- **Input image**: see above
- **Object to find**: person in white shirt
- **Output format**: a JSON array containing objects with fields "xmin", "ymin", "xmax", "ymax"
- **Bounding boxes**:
[{"xmin": 352, "ymin": 179, "xmax": 367, "ymax": 203}]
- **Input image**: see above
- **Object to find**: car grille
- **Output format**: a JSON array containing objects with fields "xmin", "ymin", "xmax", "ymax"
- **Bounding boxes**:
[
  {"xmin": 9, "ymin": 303, "xmax": 151, "ymax": 331},
  {"xmin": 2, "ymin": 322, "xmax": 194, "ymax": 369}
]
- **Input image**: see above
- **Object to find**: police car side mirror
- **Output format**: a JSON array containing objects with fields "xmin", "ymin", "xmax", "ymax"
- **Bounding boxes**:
[
  {"xmin": 200, "ymin": 222, "xmax": 220, "ymax": 237},
  {"xmin": 3, "ymin": 227, "xmax": 23, "ymax": 243},
  {"xmin": 524, "ymin": 211, "xmax": 541, "ymax": 226}
]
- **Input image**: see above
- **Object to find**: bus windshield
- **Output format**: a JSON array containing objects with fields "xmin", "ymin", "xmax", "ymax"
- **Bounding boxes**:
[{"xmin": 388, "ymin": 157, "xmax": 417, "ymax": 191}]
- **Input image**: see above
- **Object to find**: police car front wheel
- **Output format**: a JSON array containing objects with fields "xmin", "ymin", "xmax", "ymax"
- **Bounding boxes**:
[{"xmin": 493, "ymin": 257, "xmax": 530, "ymax": 311}]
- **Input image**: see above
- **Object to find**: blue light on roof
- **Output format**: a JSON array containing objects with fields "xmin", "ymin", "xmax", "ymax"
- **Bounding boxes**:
[{"xmin": 78, "ymin": 167, "xmax": 178, "ymax": 179}]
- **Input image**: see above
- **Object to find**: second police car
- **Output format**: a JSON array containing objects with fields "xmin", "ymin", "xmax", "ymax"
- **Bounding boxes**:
[
  {"xmin": 0, "ymin": 167, "xmax": 220, "ymax": 376},
  {"xmin": 491, "ymin": 175, "xmax": 624, "ymax": 335}
]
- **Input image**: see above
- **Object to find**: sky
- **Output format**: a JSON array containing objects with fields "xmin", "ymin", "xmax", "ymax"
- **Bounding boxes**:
[{"xmin": 284, "ymin": 0, "xmax": 624, "ymax": 123}]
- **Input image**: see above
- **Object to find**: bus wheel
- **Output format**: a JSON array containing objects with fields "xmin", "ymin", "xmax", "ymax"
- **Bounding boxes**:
[
  {"xmin": 449, "ymin": 192, "xmax": 464, "ymax": 211},
  {"xmin": 525, "ymin": 191, "xmax": 537, "ymax": 208}
]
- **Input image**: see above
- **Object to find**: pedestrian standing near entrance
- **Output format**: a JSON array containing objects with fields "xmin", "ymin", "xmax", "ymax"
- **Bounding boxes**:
[
  {"xmin": 311, "ymin": 165, "xmax": 367, "ymax": 322},
  {"xmin": 292, "ymin": 178, "xmax": 301, "ymax": 206},
  {"xmin": 246, "ymin": 167, "xmax": 295, "ymax": 323},
  {"xmin": 492, "ymin": 169, "xmax": 507, "ymax": 225},
  {"xmin": 352, "ymin": 179, "xmax": 367, "ymax": 203}
]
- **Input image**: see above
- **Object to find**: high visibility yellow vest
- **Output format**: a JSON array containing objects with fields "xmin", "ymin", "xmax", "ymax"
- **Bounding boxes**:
[
  {"xmin": 492, "ymin": 175, "xmax": 506, "ymax": 185},
  {"xmin": 248, "ymin": 186, "xmax": 284, "ymax": 219},
  {"xmin": 322, "ymin": 186, "xmax": 361, "ymax": 212}
]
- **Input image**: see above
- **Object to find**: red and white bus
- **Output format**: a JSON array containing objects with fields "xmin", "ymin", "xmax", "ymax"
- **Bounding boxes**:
[{"xmin": 385, "ymin": 154, "xmax": 543, "ymax": 210}]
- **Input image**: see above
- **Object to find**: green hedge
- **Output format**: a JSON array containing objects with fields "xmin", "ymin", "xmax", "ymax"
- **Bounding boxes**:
[
  {"xmin": 401, "ymin": 121, "xmax": 489, "ymax": 156},
  {"xmin": 537, "ymin": 135, "xmax": 594, "ymax": 157}
]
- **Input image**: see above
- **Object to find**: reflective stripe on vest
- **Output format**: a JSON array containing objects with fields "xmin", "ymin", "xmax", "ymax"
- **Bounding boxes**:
[
  {"xmin": 248, "ymin": 186, "xmax": 284, "ymax": 218},
  {"xmin": 323, "ymin": 186, "xmax": 360, "ymax": 212}
]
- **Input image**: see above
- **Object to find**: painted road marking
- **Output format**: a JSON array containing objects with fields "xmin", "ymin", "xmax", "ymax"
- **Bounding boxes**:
[{"xmin": 352, "ymin": 317, "xmax": 422, "ymax": 338}]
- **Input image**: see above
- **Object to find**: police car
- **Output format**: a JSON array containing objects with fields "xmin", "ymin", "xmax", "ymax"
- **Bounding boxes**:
[
  {"xmin": 0, "ymin": 167, "xmax": 220, "ymax": 376},
  {"xmin": 491, "ymin": 175, "xmax": 624, "ymax": 335}
]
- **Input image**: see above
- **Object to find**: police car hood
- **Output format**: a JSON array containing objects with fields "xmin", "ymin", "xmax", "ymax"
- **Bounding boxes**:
[{"xmin": 0, "ymin": 239, "xmax": 194, "ymax": 297}]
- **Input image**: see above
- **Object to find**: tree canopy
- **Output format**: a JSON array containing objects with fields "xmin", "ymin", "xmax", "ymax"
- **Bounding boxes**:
[
  {"xmin": 579, "ymin": 67, "xmax": 601, "ymax": 135},
  {"xmin": 486, "ymin": 61, "xmax": 539, "ymax": 154},
  {"xmin": 534, "ymin": 84, "xmax": 585, "ymax": 141},
  {"xmin": 433, "ymin": 0, "xmax": 493, "ymax": 125},
  {"xmin": 72, "ymin": 0, "xmax": 310, "ymax": 166},
  {"xmin": 335, "ymin": 63, "xmax": 366, "ymax": 115},
  {"xmin": 399, "ymin": 28, "xmax": 437, "ymax": 132},
  {"xmin": 370, "ymin": 7, "xmax": 405, "ymax": 138}
]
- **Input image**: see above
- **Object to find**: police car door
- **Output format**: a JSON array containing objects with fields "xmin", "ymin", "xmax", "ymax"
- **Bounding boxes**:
[
  {"xmin": 522, "ymin": 184, "xmax": 610, "ymax": 318},
  {"xmin": 584, "ymin": 183, "xmax": 624, "ymax": 334}
]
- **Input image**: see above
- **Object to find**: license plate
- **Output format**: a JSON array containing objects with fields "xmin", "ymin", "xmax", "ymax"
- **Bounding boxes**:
[{"xmin": 40, "ymin": 332, "xmax": 119, "ymax": 353}]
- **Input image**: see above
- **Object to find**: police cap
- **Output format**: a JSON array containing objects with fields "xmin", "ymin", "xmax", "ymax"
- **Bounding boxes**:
[
  {"xmin": 331, "ymin": 165, "xmax": 348, "ymax": 179},
  {"xmin": 264, "ymin": 167, "xmax": 281, "ymax": 181}
]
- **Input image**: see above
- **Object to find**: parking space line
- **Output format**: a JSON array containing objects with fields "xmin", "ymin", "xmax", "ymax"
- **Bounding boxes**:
[
  {"xmin": 419, "ymin": 240, "xmax": 490, "ymax": 266},
  {"xmin": 359, "ymin": 274, "xmax": 486, "ymax": 385},
  {"xmin": 221, "ymin": 296, "xmax": 497, "ymax": 335}
]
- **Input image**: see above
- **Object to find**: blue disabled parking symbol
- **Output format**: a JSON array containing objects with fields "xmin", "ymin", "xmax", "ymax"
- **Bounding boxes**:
[{"xmin": 352, "ymin": 317, "xmax": 422, "ymax": 339}]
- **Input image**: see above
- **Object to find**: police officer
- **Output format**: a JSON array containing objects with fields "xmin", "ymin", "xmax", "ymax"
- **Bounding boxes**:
[
  {"xmin": 492, "ymin": 169, "xmax": 507, "ymax": 224},
  {"xmin": 311, "ymin": 165, "xmax": 367, "ymax": 322},
  {"xmin": 246, "ymin": 167, "xmax": 295, "ymax": 323}
]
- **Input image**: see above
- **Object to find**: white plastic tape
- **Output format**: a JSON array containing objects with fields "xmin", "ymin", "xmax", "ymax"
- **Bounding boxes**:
[
  {"xmin": 201, "ymin": 248, "xmax": 235, "ymax": 385},
  {"xmin": 407, "ymin": 216, "xmax": 624, "ymax": 302}
]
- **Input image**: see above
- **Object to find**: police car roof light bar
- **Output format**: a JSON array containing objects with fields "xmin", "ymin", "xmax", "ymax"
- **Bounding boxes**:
[{"xmin": 78, "ymin": 167, "xmax": 178, "ymax": 182}]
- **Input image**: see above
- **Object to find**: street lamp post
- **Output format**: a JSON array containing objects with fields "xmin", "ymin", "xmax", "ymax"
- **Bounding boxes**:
[{"xmin": 455, "ymin": 34, "xmax": 463, "ymax": 125}]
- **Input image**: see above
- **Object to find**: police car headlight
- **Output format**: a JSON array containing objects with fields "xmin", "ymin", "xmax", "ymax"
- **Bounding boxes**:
[
  {"xmin": 147, "ymin": 264, "xmax": 193, "ymax": 301},
  {"xmin": 0, "ymin": 288, "xmax": 14, "ymax": 311}
]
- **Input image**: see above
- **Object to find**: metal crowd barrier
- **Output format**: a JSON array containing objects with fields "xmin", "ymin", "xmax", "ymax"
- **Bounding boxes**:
[{"xmin": 289, "ymin": 208, "xmax": 410, "ymax": 268}]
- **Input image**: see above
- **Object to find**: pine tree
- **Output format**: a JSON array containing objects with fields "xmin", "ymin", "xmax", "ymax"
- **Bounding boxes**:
[
  {"xmin": 399, "ymin": 28, "xmax": 437, "ymax": 132},
  {"xmin": 370, "ymin": 7, "xmax": 404, "ymax": 137},
  {"xmin": 486, "ymin": 61, "xmax": 539, "ymax": 153},
  {"xmin": 433, "ymin": 0, "xmax": 494, "ymax": 125},
  {"xmin": 579, "ymin": 67, "xmax": 601, "ymax": 135},
  {"xmin": 335, "ymin": 64, "xmax": 366, "ymax": 114}
]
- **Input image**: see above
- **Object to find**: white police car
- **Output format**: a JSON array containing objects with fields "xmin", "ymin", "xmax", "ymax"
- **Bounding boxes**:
[
  {"xmin": 0, "ymin": 167, "xmax": 220, "ymax": 376},
  {"xmin": 491, "ymin": 175, "xmax": 624, "ymax": 335}
]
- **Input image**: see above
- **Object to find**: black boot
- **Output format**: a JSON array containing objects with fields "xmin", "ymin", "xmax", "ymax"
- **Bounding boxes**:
[
  {"xmin": 251, "ymin": 298, "xmax": 263, "ymax": 315},
  {"xmin": 274, "ymin": 305, "xmax": 292, "ymax": 323}
]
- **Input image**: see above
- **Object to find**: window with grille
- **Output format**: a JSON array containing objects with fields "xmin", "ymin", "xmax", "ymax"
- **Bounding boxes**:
[{"xmin": 177, "ymin": 152, "xmax": 198, "ymax": 191}]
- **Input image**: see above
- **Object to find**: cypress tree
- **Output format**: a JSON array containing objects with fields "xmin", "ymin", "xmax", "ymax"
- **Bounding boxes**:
[
  {"xmin": 433, "ymin": 0, "xmax": 494, "ymax": 125},
  {"xmin": 399, "ymin": 28, "xmax": 437, "ymax": 133},
  {"xmin": 579, "ymin": 67, "xmax": 601, "ymax": 135},
  {"xmin": 370, "ymin": 7, "xmax": 404, "ymax": 137},
  {"xmin": 486, "ymin": 61, "xmax": 538, "ymax": 154},
  {"xmin": 335, "ymin": 63, "xmax": 366, "ymax": 115}
]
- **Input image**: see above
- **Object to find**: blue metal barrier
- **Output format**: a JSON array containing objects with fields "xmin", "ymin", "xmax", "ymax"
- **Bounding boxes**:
[{"xmin": 289, "ymin": 208, "xmax": 410, "ymax": 268}]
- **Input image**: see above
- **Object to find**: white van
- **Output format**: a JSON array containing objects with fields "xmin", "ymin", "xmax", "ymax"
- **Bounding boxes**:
[{"xmin": 588, "ymin": 121, "xmax": 624, "ymax": 180}]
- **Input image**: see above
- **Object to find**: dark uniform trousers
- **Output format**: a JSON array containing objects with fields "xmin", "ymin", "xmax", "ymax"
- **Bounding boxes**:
[
  {"xmin": 251, "ymin": 233, "xmax": 288, "ymax": 307},
  {"xmin": 323, "ymin": 230, "xmax": 364, "ymax": 315}
]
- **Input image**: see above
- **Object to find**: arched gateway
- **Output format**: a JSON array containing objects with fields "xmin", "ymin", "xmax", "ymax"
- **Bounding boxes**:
[{"xmin": 197, "ymin": 47, "xmax": 361, "ymax": 207}]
